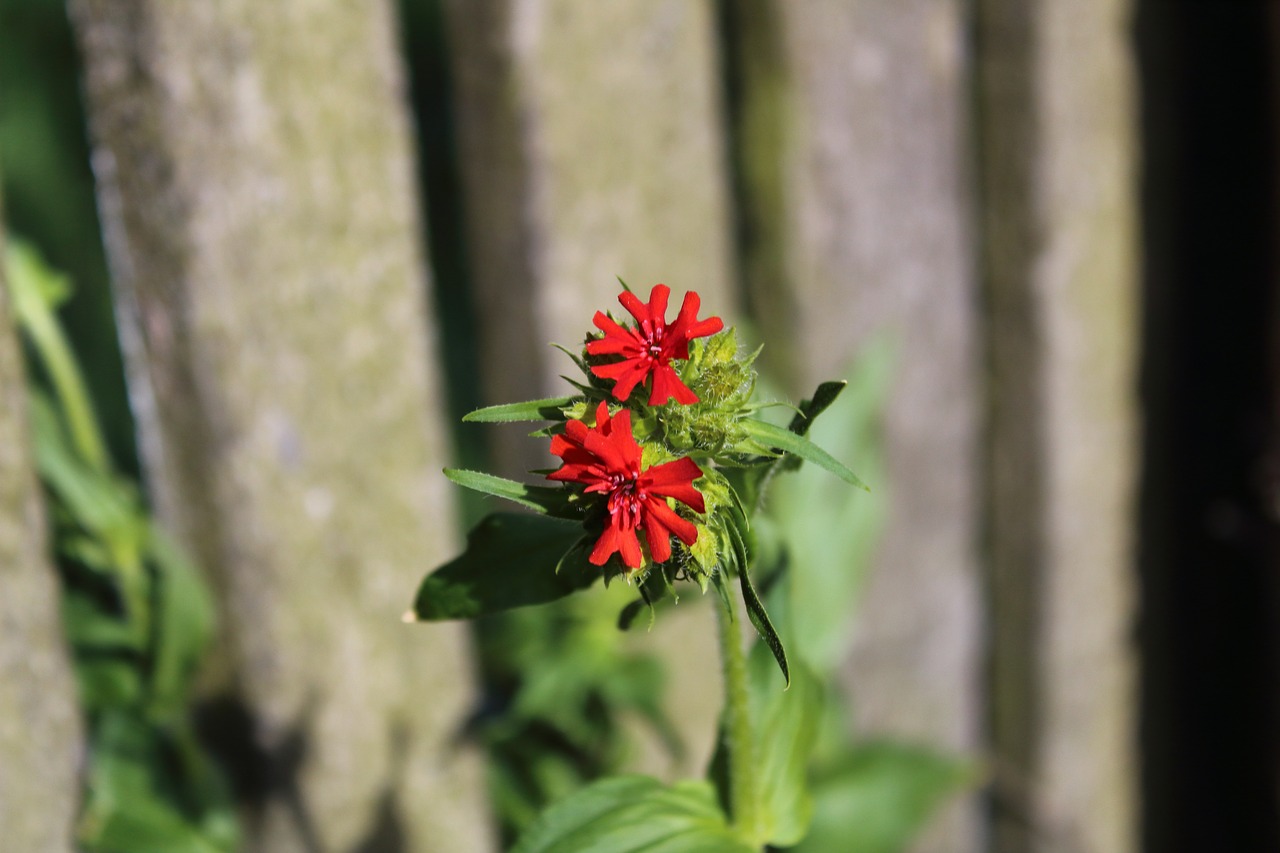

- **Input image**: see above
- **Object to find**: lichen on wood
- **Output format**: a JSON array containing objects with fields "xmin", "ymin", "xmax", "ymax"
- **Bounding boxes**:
[{"xmin": 0, "ymin": 184, "xmax": 84, "ymax": 853}]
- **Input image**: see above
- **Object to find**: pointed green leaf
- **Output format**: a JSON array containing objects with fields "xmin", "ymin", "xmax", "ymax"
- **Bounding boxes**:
[
  {"xmin": 617, "ymin": 598, "xmax": 649, "ymax": 631},
  {"xmin": 730, "ymin": 519, "xmax": 789, "ymax": 688},
  {"xmin": 146, "ymin": 529, "xmax": 216, "ymax": 717},
  {"xmin": 786, "ymin": 381, "xmax": 848, "ymax": 437},
  {"xmin": 463, "ymin": 396, "xmax": 579, "ymax": 423},
  {"xmin": 79, "ymin": 712, "xmax": 238, "ymax": 853},
  {"xmin": 551, "ymin": 342, "xmax": 592, "ymax": 376},
  {"xmin": 711, "ymin": 570, "xmax": 736, "ymax": 624},
  {"xmin": 412, "ymin": 513, "xmax": 598, "ymax": 620},
  {"xmin": 511, "ymin": 775, "xmax": 753, "ymax": 853},
  {"xmin": 443, "ymin": 468, "xmax": 576, "ymax": 517},
  {"xmin": 740, "ymin": 418, "xmax": 868, "ymax": 491}
]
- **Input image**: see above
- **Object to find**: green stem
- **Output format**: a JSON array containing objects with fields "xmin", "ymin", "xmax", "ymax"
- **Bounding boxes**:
[
  {"xmin": 6, "ymin": 245, "xmax": 147, "ymax": 627},
  {"xmin": 716, "ymin": 582, "xmax": 762, "ymax": 844},
  {"xmin": 6, "ymin": 246, "xmax": 110, "ymax": 473}
]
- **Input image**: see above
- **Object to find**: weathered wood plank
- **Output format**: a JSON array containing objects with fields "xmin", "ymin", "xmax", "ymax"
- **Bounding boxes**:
[
  {"xmin": 0, "ymin": 188, "xmax": 83, "ymax": 852},
  {"xmin": 725, "ymin": 2, "xmax": 983, "ymax": 849},
  {"xmin": 445, "ymin": 0, "xmax": 735, "ymax": 778},
  {"xmin": 69, "ymin": 2, "xmax": 491, "ymax": 850},
  {"xmin": 977, "ymin": 0, "xmax": 1138, "ymax": 850},
  {"xmin": 446, "ymin": 0, "xmax": 736, "ymax": 471}
]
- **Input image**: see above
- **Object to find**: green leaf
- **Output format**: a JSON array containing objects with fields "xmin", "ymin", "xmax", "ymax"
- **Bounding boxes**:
[
  {"xmin": 768, "ymin": 345, "xmax": 892, "ymax": 671},
  {"xmin": 791, "ymin": 742, "xmax": 975, "ymax": 853},
  {"xmin": 412, "ymin": 513, "xmax": 598, "ymax": 620},
  {"xmin": 444, "ymin": 469, "xmax": 577, "ymax": 516},
  {"xmin": 511, "ymin": 775, "xmax": 754, "ymax": 853},
  {"xmin": 749, "ymin": 649, "xmax": 824, "ymax": 847},
  {"xmin": 146, "ymin": 530, "xmax": 216, "ymax": 717},
  {"xmin": 739, "ymin": 418, "xmax": 868, "ymax": 491},
  {"xmin": 729, "ymin": 519, "xmax": 789, "ymax": 688},
  {"xmin": 78, "ymin": 712, "xmax": 238, "ymax": 853},
  {"xmin": 73, "ymin": 657, "xmax": 145, "ymax": 711},
  {"xmin": 785, "ymin": 381, "xmax": 848, "ymax": 437},
  {"xmin": 29, "ymin": 392, "xmax": 142, "ymax": 549},
  {"xmin": 463, "ymin": 396, "xmax": 579, "ymax": 423}
]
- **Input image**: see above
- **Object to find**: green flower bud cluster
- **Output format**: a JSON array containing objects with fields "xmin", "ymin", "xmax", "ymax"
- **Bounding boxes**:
[
  {"xmin": 682, "ymin": 468, "xmax": 737, "ymax": 588},
  {"xmin": 659, "ymin": 329, "xmax": 759, "ymax": 455}
]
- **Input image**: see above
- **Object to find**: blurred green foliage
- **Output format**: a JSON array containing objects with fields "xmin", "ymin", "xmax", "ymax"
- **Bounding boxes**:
[
  {"xmin": 752, "ymin": 345, "xmax": 976, "ymax": 852},
  {"xmin": 7, "ymin": 243, "xmax": 236, "ymax": 853},
  {"xmin": 0, "ymin": 0, "xmax": 136, "ymax": 475},
  {"xmin": 1, "ymin": 0, "xmax": 971, "ymax": 846}
]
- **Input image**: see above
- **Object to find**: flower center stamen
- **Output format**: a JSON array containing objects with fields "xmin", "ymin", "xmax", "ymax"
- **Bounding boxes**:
[{"xmin": 606, "ymin": 471, "xmax": 646, "ymax": 528}]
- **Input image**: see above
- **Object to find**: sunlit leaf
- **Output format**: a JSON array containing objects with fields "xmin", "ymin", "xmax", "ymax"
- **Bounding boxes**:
[
  {"xmin": 792, "ymin": 741, "xmax": 976, "ymax": 853},
  {"xmin": 78, "ymin": 712, "xmax": 238, "ymax": 853},
  {"xmin": 740, "ymin": 418, "xmax": 868, "ymax": 491},
  {"xmin": 412, "ymin": 514, "xmax": 598, "ymax": 620},
  {"xmin": 511, "ymin": 775, "xmax": 753, "ymax": 853},
  {"xmin": 444, "ymin": 468, "xmax": 578, "ymax": 517},
  {"xmin": 463, "ymin": 396, "xmax": 579, "ymax": 423},
  {"xmin": 729, "ymin": 518, "xmax": 789, "ymax": 687},
  {"xmin": 146, "ymin": 530, "xmax": 216, "ymax": 717},
  {"xmin": 749, "ymin": 648, "xmax": 823, "ymax": 847}
]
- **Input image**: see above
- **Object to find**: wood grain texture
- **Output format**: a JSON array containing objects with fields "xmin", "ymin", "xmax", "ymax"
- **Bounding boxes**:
[
  {"xmin": 727, "ymin": 2, "xmax": 983, "ymax": 848},
  {"xmin": 977, "ymin": 0, "xmax": 1138, "ymax": 850},
  {"xmin": 69, "ymin": 2, "xmax": 492, "ymax": 850},
  {"xmin": 446, "ymin": 0, "xmax": 736, "ymax": 473},
  {"xmin": 0, "ymin": 192, "xmax": 83, "ymax": 853},
  {"xmin": 445, "ymin": 0, "xmax": 735, "ymax": 780}
]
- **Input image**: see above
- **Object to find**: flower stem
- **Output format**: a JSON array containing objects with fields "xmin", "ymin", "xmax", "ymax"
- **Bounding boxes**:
[
  {"xmin": 715, "ymin": 582, "xmax": 762, "ymax": 844},
  {"xmin": 6, "ymin": 246, "xmax": 110, "ymax": 474}
]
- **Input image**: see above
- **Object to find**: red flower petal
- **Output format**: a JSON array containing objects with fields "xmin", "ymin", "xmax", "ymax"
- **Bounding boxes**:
[
  {"xmin": 643, "ymin": 509, "xmax": 673, "ymax": 563},
  {"xmin": 591, "ymin": 359, "xmax": 651, "ymax": 403},
  {"xmin": 547, "ymin": 399, "xmax": 704, "ymax": 570},
  {"xmin": 643, "ymin": 497, "xmax": 699, "ymax": 546},
  {"xmin": 641, "ymin": 458, "xmax": 706, "ymax": 513},
  {"xmin": 647, "ymin": 363, "xmax": 699, "ymax": 406},
  {"xmin": 587, "ymin": 311, "xmax": 642, "ymax": 355},
  {"xmin": 590, "ymin": 520, "xmax": 644, "ymax": 568},
  {"xmin": 587, "ymin": 285, "xmax": 722, "ymax": 405}
]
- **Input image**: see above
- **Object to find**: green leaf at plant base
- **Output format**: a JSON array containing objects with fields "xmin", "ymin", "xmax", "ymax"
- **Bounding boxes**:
[
  {"xmin": 748, "ymin": 647, "xmax": 824, "ymax": 847},
  {"xmin": 444, "ymin": 468, "xmax": 577, "ymax": 517},
  {"xmin": 78, "ymin": 712, "xmax": 238, "ymax": 853},
  {"xmin": 412, "ymin": 513, "xmax": 598, "ymax": 620},
  {"xmin": 739, "ymin": 418, "xmax": 868, "ymax": 491},
  {"xmin": 706, "ymin": 647, "xmax": 823, "ymax": 849},
  {"xmin": 146, "ymin": 530, "xmax": 216, "ymax": 717},
  {"xmin": 791, "ymin": 741, "xmax": 976, "ymax": 853},
  {"xmin": 511, "ymin": 775, "xmax": 754, "ymax": 853},
  {"xmin": 463, "ymin": 396, "xmax": 580, "ymax": 423}
]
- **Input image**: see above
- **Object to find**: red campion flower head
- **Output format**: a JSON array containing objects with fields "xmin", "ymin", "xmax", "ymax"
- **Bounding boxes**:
[
  {"xmin": 586, "ymin": 284, "xmax": 725, "ymax": 406},
  {"xmin": 547, "ymin": 401, "xmax": 705, "ymax": 569}
]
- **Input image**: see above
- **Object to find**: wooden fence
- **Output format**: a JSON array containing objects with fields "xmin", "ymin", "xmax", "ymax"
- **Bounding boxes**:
[{"xmin": 0, "ymin": 0, "xmax": 1148, "ymax": 851}]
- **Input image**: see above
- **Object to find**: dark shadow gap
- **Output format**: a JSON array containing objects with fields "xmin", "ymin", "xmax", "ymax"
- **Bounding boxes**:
[
  {"xmin": 1135, "ymin": 3, "xmax": 1280, "ymax": 850},
  {"xmin": 394, "ymin": 0, "xmax": 488, "ymax": 497}
]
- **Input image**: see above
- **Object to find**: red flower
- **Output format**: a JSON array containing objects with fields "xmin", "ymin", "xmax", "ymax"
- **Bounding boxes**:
[
  {"xmin": 548, "ymin": 401, "xmax": 705, "ymax": 568},
  {"xmin": 587, "ymin": 284, "xmax": 724, "ymax": 406}
]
